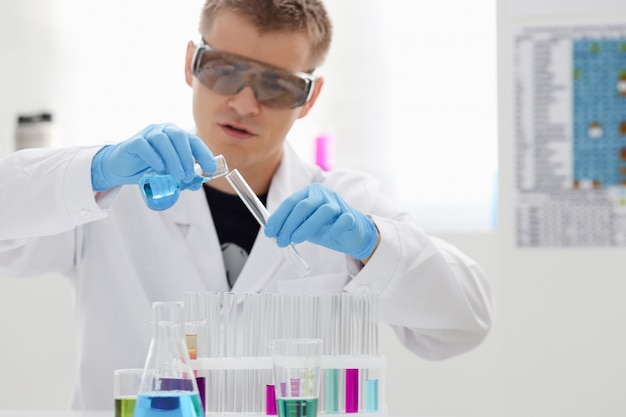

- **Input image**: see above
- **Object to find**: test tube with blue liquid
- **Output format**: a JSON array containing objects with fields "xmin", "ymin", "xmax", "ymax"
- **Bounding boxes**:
[
  {"xmin": 139, "ymin": 154, "xmax": 229, "ymax": 210},
  {"xmin": 362, "ymin": 292, "xmax": 379, "ymax": 413}
]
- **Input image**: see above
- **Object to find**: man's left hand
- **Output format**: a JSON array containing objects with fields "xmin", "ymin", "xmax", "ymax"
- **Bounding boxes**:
[{"xmin": 265, "ymin": 183, "xmax": 378, "ymax": 260}]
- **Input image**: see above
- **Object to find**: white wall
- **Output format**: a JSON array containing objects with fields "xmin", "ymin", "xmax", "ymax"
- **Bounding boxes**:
[
  {"xmin": 0, "ymin": 0, "xmax": 204, "ymax": 157},
  {"xmin": 497, "ymin": 0, "xmax": 626, "ymax": 416}
]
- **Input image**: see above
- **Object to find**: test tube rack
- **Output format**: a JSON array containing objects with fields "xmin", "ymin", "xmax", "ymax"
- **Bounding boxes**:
[
  {"xmin": 191, "ymin": 355, "xmax": 388, "ymax": 417},
  {"xmin": 184, "ymin": 291, "xmax": 387, "ymax": 416}
]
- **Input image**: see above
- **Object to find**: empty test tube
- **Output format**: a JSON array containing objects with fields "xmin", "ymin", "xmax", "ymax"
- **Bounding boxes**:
[
  {"xmin": 222, "ymin": 292, "xmax": 238, "ymax": 413},
  {"xmin": 225, "ymin": 169, "xmax": 310, "ymax": 277},
  {"xmin": 139, "ymin": 154, "xmax": 229, "ymax": 211},
  {"xmin": 205, "ymin": 292, "xmax": 222, "ymax": 415}
]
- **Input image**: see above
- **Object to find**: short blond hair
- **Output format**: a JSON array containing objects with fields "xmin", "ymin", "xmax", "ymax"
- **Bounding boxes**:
[{"xmin": 199, "ymin": 0, "xmax": 333, "ymax": 66}]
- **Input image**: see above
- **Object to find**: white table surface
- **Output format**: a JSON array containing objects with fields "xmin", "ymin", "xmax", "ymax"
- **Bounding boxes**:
[
  {"xmin": 0, "ymin": 413, "xmax": 413, "ymax": 417},
  {"xmin": 0, "ymin": 413, "xmax": 412, "ymax": 417},
  {"xmin": 0, "ymin": 413, "xmax": 110, "ymax": 417}
]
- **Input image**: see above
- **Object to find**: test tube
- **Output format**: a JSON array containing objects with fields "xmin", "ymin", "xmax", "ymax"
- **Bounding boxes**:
[
  {"xmin": 363, "ymin": 292, "xmax": 379, "ymax": 412},
  {"xmin": 183, "ymin": 292, "xmax": 209, "ymax": 360},
  {"xmin": 205, "ymin": 292, "xmax": 221, "ymax": 415},
  {"xmin": 222, "ymin": 292, "xmax": 238, "ymax": 413},
  {"xmin": 242, "ymin": 294, "xmax": 253, "ymax": 414},
  {"xmin": 341, "ymin": 293, "xmax": 359, "ymax": 413},
  {"xmin": 225, "ymin": 169, "xmax": 310, "ymax": 277},
  {"xmin": 139, "ymin": 154, "xmax": 229, "ymax": 211},
  {"xmin": 352, "ymin": 294, "xmax": 365, "ymax": 412},
  {"xmin": 322, "ymin": 293, "xmax": 340, "ymax": 414},
  {"xmin": 302, "ymin": 294, "xmax": 318, "ymax": 339},
  {"xmin": 243, "ymin": 293, "xmax": 265, "ymax": 413},
  {"xmin": 183, "ymin": 292, "xmax": 208, "ymax": 412},
  {"xmin": 205, "ymin": 292, "xmax": 222, "ymax": 358}
]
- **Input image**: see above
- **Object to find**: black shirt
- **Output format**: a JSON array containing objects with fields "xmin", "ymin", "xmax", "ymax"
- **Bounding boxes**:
[{"xmin": 203, "ymin": 184, "xmax": 267, "ymax": 288}]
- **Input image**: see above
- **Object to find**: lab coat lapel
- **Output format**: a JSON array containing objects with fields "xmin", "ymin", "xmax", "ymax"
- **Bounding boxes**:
[
  {"xmin": 266, "ymin": 143, "xmax": 320, "ymax": 213},
  {"xmin": 160, "ymin": 191, "xmax": 192, "ymax": 228},
  {"xmin": 160, "ymin": 189, "xmax": 229, "ymax": 293},
  {"xmin": 231, "ymin": 234, "xmax": 284, "ymax": 294}
]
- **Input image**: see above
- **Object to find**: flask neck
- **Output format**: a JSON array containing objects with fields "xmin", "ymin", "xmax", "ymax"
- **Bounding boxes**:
[
  {"xmin": 141, "ymin": 302, "xmax": 196, "ymax": 387},
  {"xmin": 154, "ymin": 320, "xmax": 184, "ymax": 341},
  {"xmin": 151, "ymin": 301, "xmax": 185, "ymax": 339}
]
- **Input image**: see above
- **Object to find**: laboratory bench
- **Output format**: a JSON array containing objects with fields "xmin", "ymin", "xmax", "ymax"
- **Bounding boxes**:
[
  {"xmin": 1, "ymin": 414, "xmax": 405, "ymax": 416},
  {"xmin": 0, "ymin": 413, "xmax": 110, "ymax": 417},
  {"xmin": 0, "ymin": 413, "xmax": 435, "ymax": 417}
]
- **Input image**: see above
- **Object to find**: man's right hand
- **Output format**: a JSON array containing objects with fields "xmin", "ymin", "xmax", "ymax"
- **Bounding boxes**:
[{"xmin": 90, "ymin": 123, "xmax": 216, "ymax": 192}]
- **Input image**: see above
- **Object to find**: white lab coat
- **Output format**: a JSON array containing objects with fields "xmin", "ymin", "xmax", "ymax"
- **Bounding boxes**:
[{"xmin": 0, "ymin": 143, "xmax": 493, "ymax": 410}]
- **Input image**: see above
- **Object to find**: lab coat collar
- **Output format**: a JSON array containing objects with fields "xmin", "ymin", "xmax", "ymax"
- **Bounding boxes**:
[
  {"xmin": 158, "ymin": 186, "xmax": 230, "ymax": 293},
  {"xmin": 266, "ymin": 143, "xmax": 322, "ymax": 212}
]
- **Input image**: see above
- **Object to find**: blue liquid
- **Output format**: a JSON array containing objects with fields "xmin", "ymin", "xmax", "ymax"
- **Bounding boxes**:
[
  {"xmin": 365, "ymin": 379, "xmax": 378, "ymax": 412},
  {"xmin": 132, "ymin": 392, "xmax": 203, "ymax": 417},
  {"xmin": 325, "ymin": 369, "xmax": 338, "ymax": 413},
  {"xmin": 139, "ymin": 173, "xmax": 217, "ymax": 211},
  {"xmin": 139, "ymin": 175, "xmax": 206, "ymax": 211},
  {"xmin": 138, "ymin": 155, "xmax": 228, "ymax": 211}
]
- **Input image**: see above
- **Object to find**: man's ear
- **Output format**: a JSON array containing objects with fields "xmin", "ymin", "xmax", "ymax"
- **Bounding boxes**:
[
  {"xmin": 184, "ymin": 41, "xmax": 196, "ymax": 87},
  {"xmin": 297, "ymin": 77, "xmax": 324, "ymax": 119}
]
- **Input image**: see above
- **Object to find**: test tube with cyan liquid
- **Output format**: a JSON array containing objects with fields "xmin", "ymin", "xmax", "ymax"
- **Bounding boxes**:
[{"xmin": 138, "ymin": 155, "xmax": 229, "ymax": 210}]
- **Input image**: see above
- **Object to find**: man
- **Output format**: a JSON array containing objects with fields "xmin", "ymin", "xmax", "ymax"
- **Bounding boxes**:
[{"xmin": 0, "ymin": 0, "xmax": 493, "ymax": 410}]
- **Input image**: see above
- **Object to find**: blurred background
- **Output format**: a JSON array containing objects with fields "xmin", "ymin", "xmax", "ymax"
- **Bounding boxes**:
[
  {"xmin": 2, "ymin": 0, "xmax": 626, "ymax": 416},
  {"xmin": 0, "ymin": 0, "xmax": 499, "ymax": 231}
]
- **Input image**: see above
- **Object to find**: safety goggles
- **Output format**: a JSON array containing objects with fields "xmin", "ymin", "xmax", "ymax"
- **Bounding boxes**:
[{"xmin": 192, "ymin": 42, "xmax": 317, "ymax": 110}]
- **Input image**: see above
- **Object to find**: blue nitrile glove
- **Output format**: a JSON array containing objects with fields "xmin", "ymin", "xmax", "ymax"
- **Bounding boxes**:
[
  {"xmin": 91, "ymin": 123, "xmax": 216, "ymax": 192},
  {"xmin": 264, "ymin": 183, "xmax": 379, "ymax": 260}
]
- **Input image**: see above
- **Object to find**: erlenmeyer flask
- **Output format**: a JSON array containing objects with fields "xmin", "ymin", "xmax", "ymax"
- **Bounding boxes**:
[{"xmin": 134, "ymin": 301, "xmax": 204, "ymax": 417}]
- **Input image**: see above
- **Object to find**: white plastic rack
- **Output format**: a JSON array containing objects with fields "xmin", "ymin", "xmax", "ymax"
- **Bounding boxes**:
[{"xmin": 191, "ymin": 355, "xmax": 387, "ymax": 417}]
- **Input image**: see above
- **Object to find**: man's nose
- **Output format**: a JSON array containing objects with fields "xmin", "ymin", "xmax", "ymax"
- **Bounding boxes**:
[{"xmin": 228, "ymin": 82, "xmax": 260, "ymax": 116}]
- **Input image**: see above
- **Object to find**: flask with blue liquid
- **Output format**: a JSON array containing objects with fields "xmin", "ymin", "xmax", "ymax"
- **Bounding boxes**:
[
  {"xmin": 133, "ymin": 302, "xmax": 203, "ymax": 417},
  {"xmin": 138, "ymin": 155, "xmax": 229, "ymax": 210}
]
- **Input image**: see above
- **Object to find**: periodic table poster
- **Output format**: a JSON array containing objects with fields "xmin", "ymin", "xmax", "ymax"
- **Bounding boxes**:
[{"xmin": 515, "ymin": 24, "xmax": 626, "ymax": 246}]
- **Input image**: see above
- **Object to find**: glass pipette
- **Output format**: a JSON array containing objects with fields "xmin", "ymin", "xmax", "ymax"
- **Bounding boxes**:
[
  {"xmin": 225, "ymin": 169, "xmax": 310, "ymax": 277},
  {"xmin": 138, "ymin": 155, "xmax": 229, "ymax": 211}
]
